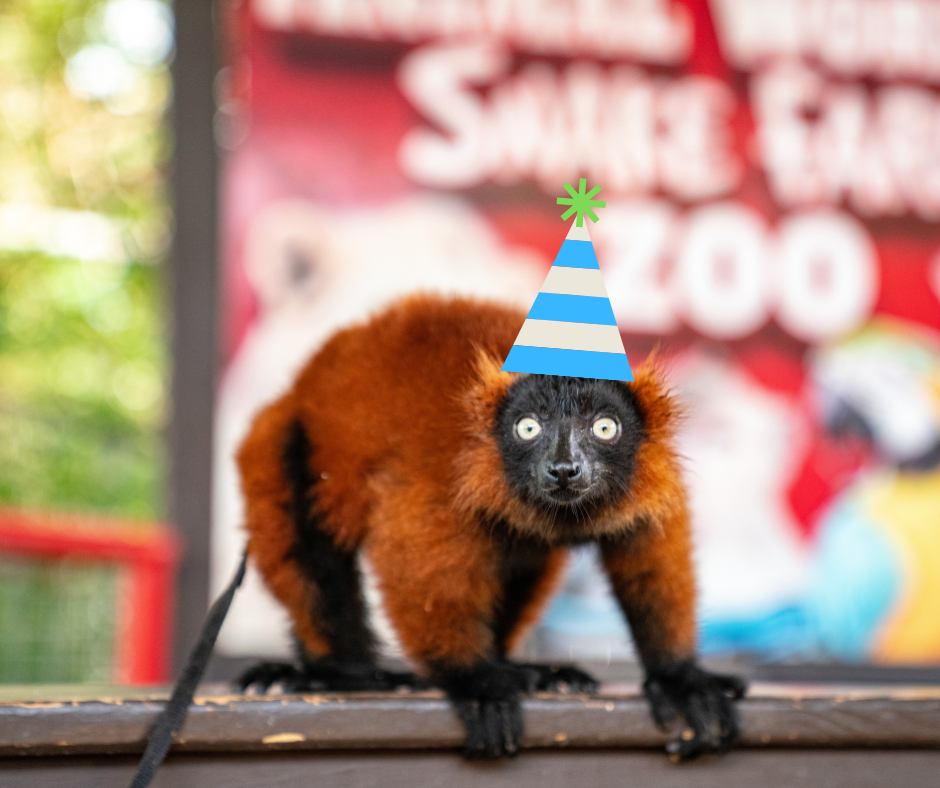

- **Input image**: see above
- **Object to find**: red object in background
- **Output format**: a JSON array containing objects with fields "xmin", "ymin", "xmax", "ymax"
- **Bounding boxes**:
[
  {"xmin": 0, "ymin": 510, "xmax": 182, "ymax": 685},
  {"xmin": 787, "ymin": 434, "xmax": 873, "ymax": 537}
]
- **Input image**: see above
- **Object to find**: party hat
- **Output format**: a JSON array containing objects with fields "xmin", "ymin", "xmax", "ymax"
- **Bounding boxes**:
[{"xmin": 501, "ymin": 180, "xmax": 633, "ymax": 381}]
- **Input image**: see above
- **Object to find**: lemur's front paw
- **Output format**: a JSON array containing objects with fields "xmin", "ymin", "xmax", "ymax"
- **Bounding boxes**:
[
  {"xmin": 437, "ymin": 662, "xmax": 529, "ymax": 759},
  {"xmin": 453, "ymin": 696, "xmax": 524, "ymax": 760},
  {"xmin": 643, "ymin": 660, "xmax": 747, "ymax": 761}
]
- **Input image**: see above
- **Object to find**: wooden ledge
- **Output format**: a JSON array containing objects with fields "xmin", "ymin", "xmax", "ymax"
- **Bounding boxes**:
[{"xmin": 3, "ymin": 684, "xmax": 940, "ymax": 758}]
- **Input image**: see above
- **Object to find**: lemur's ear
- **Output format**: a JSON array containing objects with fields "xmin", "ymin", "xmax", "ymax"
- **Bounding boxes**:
[
  {"xmin": 463, "ymin": 349, "xmax": 520, "ymax": 434},
  {"xmin": 627, "ymin": 354, "xmax": 682, "ymax": 444},
  {"xmin": 476, "ymin": 349, "xmax": 518, "ymax": 400}
]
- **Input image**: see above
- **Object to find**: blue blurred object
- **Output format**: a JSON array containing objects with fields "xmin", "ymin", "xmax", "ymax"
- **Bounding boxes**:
[{"xmin": 804, "ymin": 498, "xmax": 902, "ymax": 662}]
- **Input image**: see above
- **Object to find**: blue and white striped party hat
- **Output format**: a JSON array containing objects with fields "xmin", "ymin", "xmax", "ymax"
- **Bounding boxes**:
[{"xmin": 502, "ymin": 181, "xmax": 633, "ymax": 382}]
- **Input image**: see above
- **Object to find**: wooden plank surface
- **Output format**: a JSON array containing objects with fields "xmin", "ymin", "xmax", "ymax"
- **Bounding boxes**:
[
  {"xmin": 3, "ymin": 750, "xmax": 940, "ymax": 788},
  {"xmin": 3, "ymin": 684, "xmax": 940, "ymax": 758}
]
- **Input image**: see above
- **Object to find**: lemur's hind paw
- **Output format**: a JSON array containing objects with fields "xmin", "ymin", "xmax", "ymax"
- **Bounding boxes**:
[
  {"xmin": 235, "ymin": 661, "xmax": 309, "ymax": 693},
  {"xmin": 309, "ymin": 661, "xmax": 429, "ymax": 692},
  {"xmin": 235, "ymin": 659, "xmax": 428, "ymax": 694},
  {"xmin": 513, "ymin": 662, "xmax": 600, "ymax": 693},
  {"xmin": 643, "ymin": 661, "xmax": 747, "ymax": 761}
]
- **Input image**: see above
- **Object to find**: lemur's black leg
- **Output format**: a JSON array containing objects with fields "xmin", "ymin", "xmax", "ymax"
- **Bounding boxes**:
[
  {"xmin": 237, "ymin": 420, "xmax": 422, "ymax": 693},
  {"xmin": 493, "ymin": 538, "xmax": 599, "ymax": 694},
  {"xmin": 435, "ymin": 538, "xmax": 598, "ymax": 760},
  {"xmin": 601, "ymin": 525, "xmax": 747, "ymax": 760}
]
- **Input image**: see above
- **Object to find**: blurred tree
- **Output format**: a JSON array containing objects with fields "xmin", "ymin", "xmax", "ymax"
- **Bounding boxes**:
[{"xmin": 0, "ymin": 0, "xmax": 172, "ymax": 520}]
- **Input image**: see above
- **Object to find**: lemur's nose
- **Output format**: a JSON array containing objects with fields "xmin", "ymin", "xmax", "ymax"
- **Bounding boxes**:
[{"xmin": 545, "ymin": 461, "xmax": 582, "ymax": 486}]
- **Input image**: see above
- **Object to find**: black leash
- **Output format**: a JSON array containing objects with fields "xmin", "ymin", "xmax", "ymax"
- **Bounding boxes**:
[{"xmin": 128, "ymin": 550, "xmax": 248, "ymax": 788}]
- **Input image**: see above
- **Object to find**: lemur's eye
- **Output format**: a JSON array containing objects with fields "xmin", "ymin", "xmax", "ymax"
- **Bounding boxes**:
[
  {"xmin": 592, "ymin": 417, "xmax": 619, "ymax": 440},
  {"xmin": 516, "ymin": 417, "xmax": 541, "ymax": 441}
]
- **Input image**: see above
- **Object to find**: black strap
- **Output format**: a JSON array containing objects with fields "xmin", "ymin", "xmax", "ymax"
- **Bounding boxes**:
[{"xmin": 128, "ymin": 550, "xmax": 248, "ymax": 788}]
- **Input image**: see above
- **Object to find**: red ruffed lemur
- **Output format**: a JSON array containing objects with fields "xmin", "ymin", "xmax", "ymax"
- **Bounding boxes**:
[{"xmin": 236, "ymin": 294, "xmax": 745, "ymax": 760}]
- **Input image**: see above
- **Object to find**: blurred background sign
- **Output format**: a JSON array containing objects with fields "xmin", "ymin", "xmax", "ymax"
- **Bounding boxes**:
[{"xmin": 212, "ymin": 0, "xmax": 940, "ymax": 669}]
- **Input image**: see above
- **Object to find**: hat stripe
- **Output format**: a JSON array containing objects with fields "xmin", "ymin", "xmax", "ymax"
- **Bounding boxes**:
[
  {"xmin": 538, "ymin": 267, "xmax": 608, "ymax": 298},
  {"xmin": 513, "ymin": 319, "xmax": 625, "ymax": 354},
  {"xmin": 502, "ymin": 345, "xmax": 633, "ymax": 381},
  {"xmin": 526, "ymin": 293, "xmax": 616, "ymax": 326},
  {"xmin": 500, "ymin": 211, "xmax": 633, "ymax": 382},
  {"xmin": 552, "ymin": 239, "xmax": 599, "ymax": 269}
]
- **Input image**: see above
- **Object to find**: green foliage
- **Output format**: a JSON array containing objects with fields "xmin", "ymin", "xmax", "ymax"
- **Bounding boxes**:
[
  {"xmin": 0, "ymin": 0, "xmax": 170, "ymax": 520},
  {"xmin": 0, "ymin": 254, "xmax": 165, "ymax": 518},
  {"xmin": 0, "ymin": 556, "xmax": 117, "ymax": 683}
]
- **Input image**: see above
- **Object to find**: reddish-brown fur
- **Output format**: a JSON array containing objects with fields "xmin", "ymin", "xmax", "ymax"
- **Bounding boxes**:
[
  {"xmin": 238, "ymin": 395, "xmax": 332, "ymax": 656},
  {"xmin": 237, "ymin": 294, "xmax": 695, "ymax": 671}
]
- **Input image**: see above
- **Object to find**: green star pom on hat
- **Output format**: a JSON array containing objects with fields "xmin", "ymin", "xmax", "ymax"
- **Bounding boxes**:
[{"xmin": 501, "ymin": 180, "xmax": 633, "ymax": 382}]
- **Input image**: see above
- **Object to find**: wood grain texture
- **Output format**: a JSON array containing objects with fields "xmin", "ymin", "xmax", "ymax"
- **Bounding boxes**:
[
  {"xmin": 2, "ymin": 750, "xmax": 940, "ymax": 788},
  {"xmin": 3, "ymin": 685, "xmax": 940, "ymax": 758}
]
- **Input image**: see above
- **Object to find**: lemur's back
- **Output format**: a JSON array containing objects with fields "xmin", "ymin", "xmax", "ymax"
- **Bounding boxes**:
[
  {"xmin": 236, "ymin": 295, "xmax": 527, "ymax": 647},
  {"xmin": 291, "ymin": 294, "xmax": 525, "ymax": 481}
]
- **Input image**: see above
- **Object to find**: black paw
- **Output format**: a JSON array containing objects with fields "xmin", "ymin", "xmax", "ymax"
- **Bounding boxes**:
[
  {"xmin": 317, "ymin": 663, "xmax": 428, "ymax": 692},
  {"xmin": 236, "ymin": 661, "xmax": 311, "ymax": 693},
  {"xmin": 513, "ymin": 662, "xmax": 599, "ymax": 693},
  {"xmin": 236, "ymin": 659, "xmax": 427, "ymax": 693},
  {"xmin": 436, "ymin": 661, "xmax": 530, "ymax": 759},
  {"xmin": 454, "ymin": 697, "xmax": 524, "ymax": 760},
  {"xmin": 643, "ymin": 660, "xmax": 747, "ymax": 761}
]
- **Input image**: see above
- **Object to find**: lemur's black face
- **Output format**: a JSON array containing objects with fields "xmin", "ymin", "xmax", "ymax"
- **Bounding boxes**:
[{"xmin": 495, "ymin": 375, "xmax": 645, "ymax": 513}]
